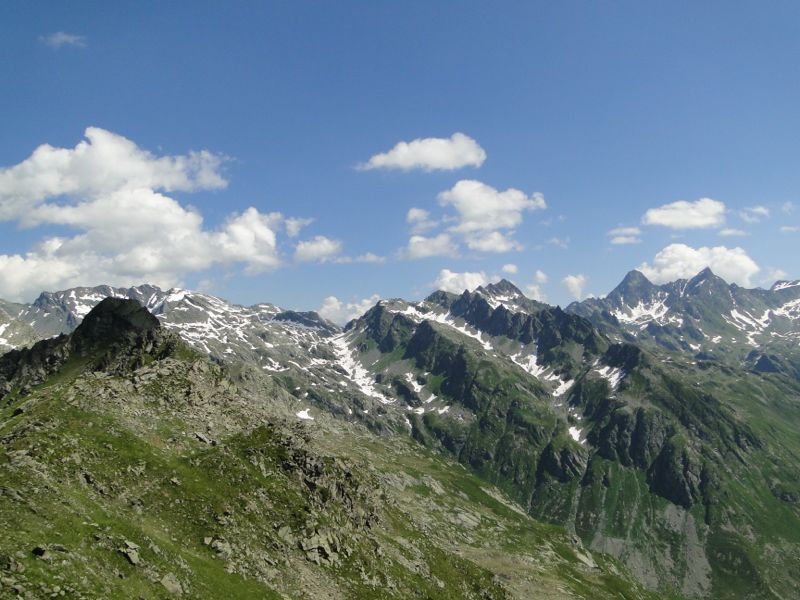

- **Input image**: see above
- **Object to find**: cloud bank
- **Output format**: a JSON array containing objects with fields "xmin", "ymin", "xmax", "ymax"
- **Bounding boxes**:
[
  {"xmin": 638, "ymin": 243, "xmax": 760, "ymax": 286},
  {"xmin": 0, "ymin": 128, "xmax": 320, "ymax": 300}
]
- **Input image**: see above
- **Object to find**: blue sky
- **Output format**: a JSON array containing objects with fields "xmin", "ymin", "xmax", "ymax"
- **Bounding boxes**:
[{"xmin": 1, "ymin": 2, "xmax": 799, "ymax": 320}]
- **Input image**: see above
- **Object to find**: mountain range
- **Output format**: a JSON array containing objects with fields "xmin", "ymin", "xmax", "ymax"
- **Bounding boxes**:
[{"xmin": 1, "ymin": 269, "xmax": 799, "ymax": 599}]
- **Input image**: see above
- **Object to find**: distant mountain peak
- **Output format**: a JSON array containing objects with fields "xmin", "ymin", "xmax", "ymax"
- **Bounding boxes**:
[
  {"xmin": 621, "ymin": 269, "xmax": 651, "ymax": 285},
  {"xmin": 772, "ymin": 280, "xmax": 800, "ymax": 292},
  {"xmin": 606, "ymin": 269, "xmax": 657, "ymax": 303},
  {"xmin": 480, "ymin": 278, "xmax": 524, "ymax": 297},
  {"xmin": 688, "ymin": 266, "xmax": 717, "ymax": 284}
]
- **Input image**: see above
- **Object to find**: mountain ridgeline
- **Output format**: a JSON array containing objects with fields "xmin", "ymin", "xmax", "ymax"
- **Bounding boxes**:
[{"xmin": 1, "ymin": 271, "xmax": 800, "ymax": 599}]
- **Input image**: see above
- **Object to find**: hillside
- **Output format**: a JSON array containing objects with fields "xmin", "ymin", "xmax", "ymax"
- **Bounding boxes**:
[{"xmin": 0, "ymin": 298, "xmax": 653, "ymax": 599}]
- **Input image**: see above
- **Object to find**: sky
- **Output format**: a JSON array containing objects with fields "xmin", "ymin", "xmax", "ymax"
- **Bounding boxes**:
[{"xmin": 1, "ymin": 2, "xmax": 799, "ymax": 322}]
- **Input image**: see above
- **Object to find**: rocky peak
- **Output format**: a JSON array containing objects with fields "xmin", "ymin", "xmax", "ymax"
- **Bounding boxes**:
[
  {"xmin": 771, "ymin": 280, "xmax": 800, "ymax": 292},
  {"xmin": 479, "ymin": 278, "xmax": 524, "ymax": 297},
  {"xmin": 605, "ymin": 270, "xmax": 657, "ymax": 306},
  {"xmin": 70, "ymin": 297, "xmax": 161, "ymax": 356},
  {"xmin": 685, "ymin": 267, "xmax": 728, "ymax": 295},
  {"xmin": 0, "ymin": 298, "xmax": 172, "ymax": 402}
]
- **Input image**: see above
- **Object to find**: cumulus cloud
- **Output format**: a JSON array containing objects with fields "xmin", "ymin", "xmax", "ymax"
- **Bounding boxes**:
[
  {"xmin": 434, "ymin": 269, "xmax": 488, "ymax": 294},
  {"xmin": 780, "ymin": 226, "xmax": 799, "ymax": 233},
  {"xmin": 464, "ymin": 230, "xmax": 521, "ymax": 253},
  {"xmin": 0, "ymin": 127, "xmax": 226, "ymax": 223},
  {"xmin": 763, "ymin": 267, "xmax": 788, "ymax": 285},
  {"xmin": 501, "ymin": 263, "xmax": 518, "ymax": 274},
  {"xmin": 404, "ymin": 233, "xmax": 458, "ymax": 259},
  {"xmin": 637, "ymin": 243, "xmax": 760, "ymax": 286},
  {"xmin": 39, "ymin": 32, "xmax": 86, "ymax": 48},
  {"xmin": 608, "ymin": 226, "xmax": 641, "ymax": 245},
  {"xmin": 0, "ymin": 128, "xmax": 325, "ymax": 301},
  {"xmin": 525, "ymin": 284, "xmax": 546, "ymax": 301},
  {"xmin": 318, "ymin": 294, "xmax": 380, "ymax": 325},
  {"xmin": 738, "ymin": 205, "xmax": 770, "ymax": 223},
  {"xmin": 403, "ymin": 180, "xmax": 544, "ymax": 259},
  {"xmin": 719, "ymin": 228, "xmax": 748, "ymax": 237},
  {"xmin": 642, "ymin": 198, "xmax": 725, "ymax": 229},
  {"xmin": 439, "ymin": 179, "xmax": 545, "ymax": 233},
  {"xmin": 359, "ymin": 132, "xmax": 486, "ymax": 172},
  {"xmin": 294, "ymin": 236, "xmax": 343, "ymax": 263},
  {"xmin": 562, "ymin": 274, "xmax": 587, "ymax": 300},
  {"xmin": 406, "ymin": 207, "xmax": 438, "ymax": 234},
  {"xmin": 782, "ymin": 201, "xmax": 795, "ymax": 214},
  {"xmin": 524, "ymin": 271, "xmax": 548, "ymax": 301},
  {"xmin": 285, "ymin": 217, "xmax": 313, "ymax": 238}
]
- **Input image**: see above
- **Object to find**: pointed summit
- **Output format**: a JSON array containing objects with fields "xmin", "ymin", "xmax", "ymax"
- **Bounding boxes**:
[
  {"xmin": 685, "ymin": 267, "xmax": 729, "ymax": 294},
  {"xmin": 606, "ymin": 270, "xmax": 656, "ymax": 304},
  {"xmin": 480, "ymin": 279, "xmax": 525, "ymax": 297},
  {"xmin": 620, "ymin": 270, "xmax": 652, "ymax": 287}
]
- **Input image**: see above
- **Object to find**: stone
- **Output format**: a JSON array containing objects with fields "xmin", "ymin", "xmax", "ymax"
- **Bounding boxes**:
[
  {"xmin": 120, "ymin": 547, "xmax": 140, "ymax": 565},
  {"xmin": 210, "ymin": 538, "xmax": 232, "ymax": 559},
  {"xmin": 160, "ymin": 572, "xmax": 183, "ymax": 596}
]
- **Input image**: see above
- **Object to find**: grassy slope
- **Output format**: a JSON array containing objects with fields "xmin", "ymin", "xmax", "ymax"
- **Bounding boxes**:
[{"xmin": 0, "ymin": 351, "xmax": 655, "ymax": 599}]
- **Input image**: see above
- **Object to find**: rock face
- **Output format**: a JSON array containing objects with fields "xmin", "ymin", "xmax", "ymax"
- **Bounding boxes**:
[{"xmin": 0, "ymin": 298, "xmax": 176, "ymax": 404}]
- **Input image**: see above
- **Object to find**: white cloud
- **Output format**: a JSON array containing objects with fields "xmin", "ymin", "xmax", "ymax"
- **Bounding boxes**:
[
  {"xmin": 334, "ymin": 252, "xmax": 386, "ymax": 264},
  {"xmin": 285, "ymin": 217, "xmax": 313, "ymax": 238},
  {"xmin": 0, "ymin": 128, "xmax": 326, "ymax": 301},
  {"xmin": 762, "ymin": 267, "xmax": 788, "ymax": 285},
  {"xmin": 780, "ymin": 225, "xmax": 799, "ymax": 233},
  {"xmin": 464, "ymin": 230, "xmax": 521, "ymax": 253},
  {"xmin": 608, "ymin": 226, "xmax": 641, "ymax": 245},
  {"xmin": 562, "ymin": 274, "xmax": 587, "ymax": 300},
  {"xmin": 359, "ymin": 132, "xmax": 486, "ymax": 172},
  {"xmin": 434, "ymin": 269, "xmax": 488, "ymax": 294},
  {"xmin": 501, "ymin": 263, "xmax": 518, "ymax": 274},
  {"xmin": 739, "ymin": 205, "xmax": 770, "ymax": 223},
  {"xmin": 39, "ymin": 32, "xmax": 86, "ymax": 48},
  {"xmin": 406, "ymin": 207, "xmax": 438, "ymax": 234},
  {"xmin": 638, "ymin": 243, "xmax": 760, "ymax": 286},
  {"xmin": 404, "ymin": 233, "xmax": 458, "ymax": 259},
  {"xmin": 215, "ymin": 208, "xmax": 283, "ymax": 273},
  {"xmin": 318, "ymin": 294, "xmax": 380, "ymax": 325},
  {"xmin": 525, "ymin": 284, "xmax": 546, "ymax": 302},
  {"xmin": 782, "ymin": 201, "xmax": 795, "ymax": 214},
  {"xmin": 294, "ymin": 236, "xmax": 343, "ymax": 263},
  {"xmin": 547, "ymin": 236, "xmax": 569, "ymax": 249},
  {"xmin": 718, "ymin": 228, "xmax": 748, "ymax": 237},
  {"xmin": 439, "ymin": 179, "xmax": 546, "ymax": 233},
  {"xmin": 403, "ymin": 179, "xmax": 545, "ymax": 259},
  {"xmin": 0, "ymin": 126, "xmax": 227, "ymax": 222},
  {"xmin": 609, "ymin": 236, "xmax": 640, "ymax": 245},
  {"xmin": 524, "ymin": 271, "xmax": 548, "ymax": 301},
  {"xmin": 642, "ymin": 198, "xmax": 725, "ymax": 229}
]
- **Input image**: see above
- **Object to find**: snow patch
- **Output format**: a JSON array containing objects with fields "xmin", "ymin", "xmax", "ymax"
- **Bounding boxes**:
[
  {"xmin": 330, "ymin": 332, "xmax": 394, "ymax": 404},
  {"xmin": 596, "ymin": 365, "xmax": 625, "ymax": 391}
]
